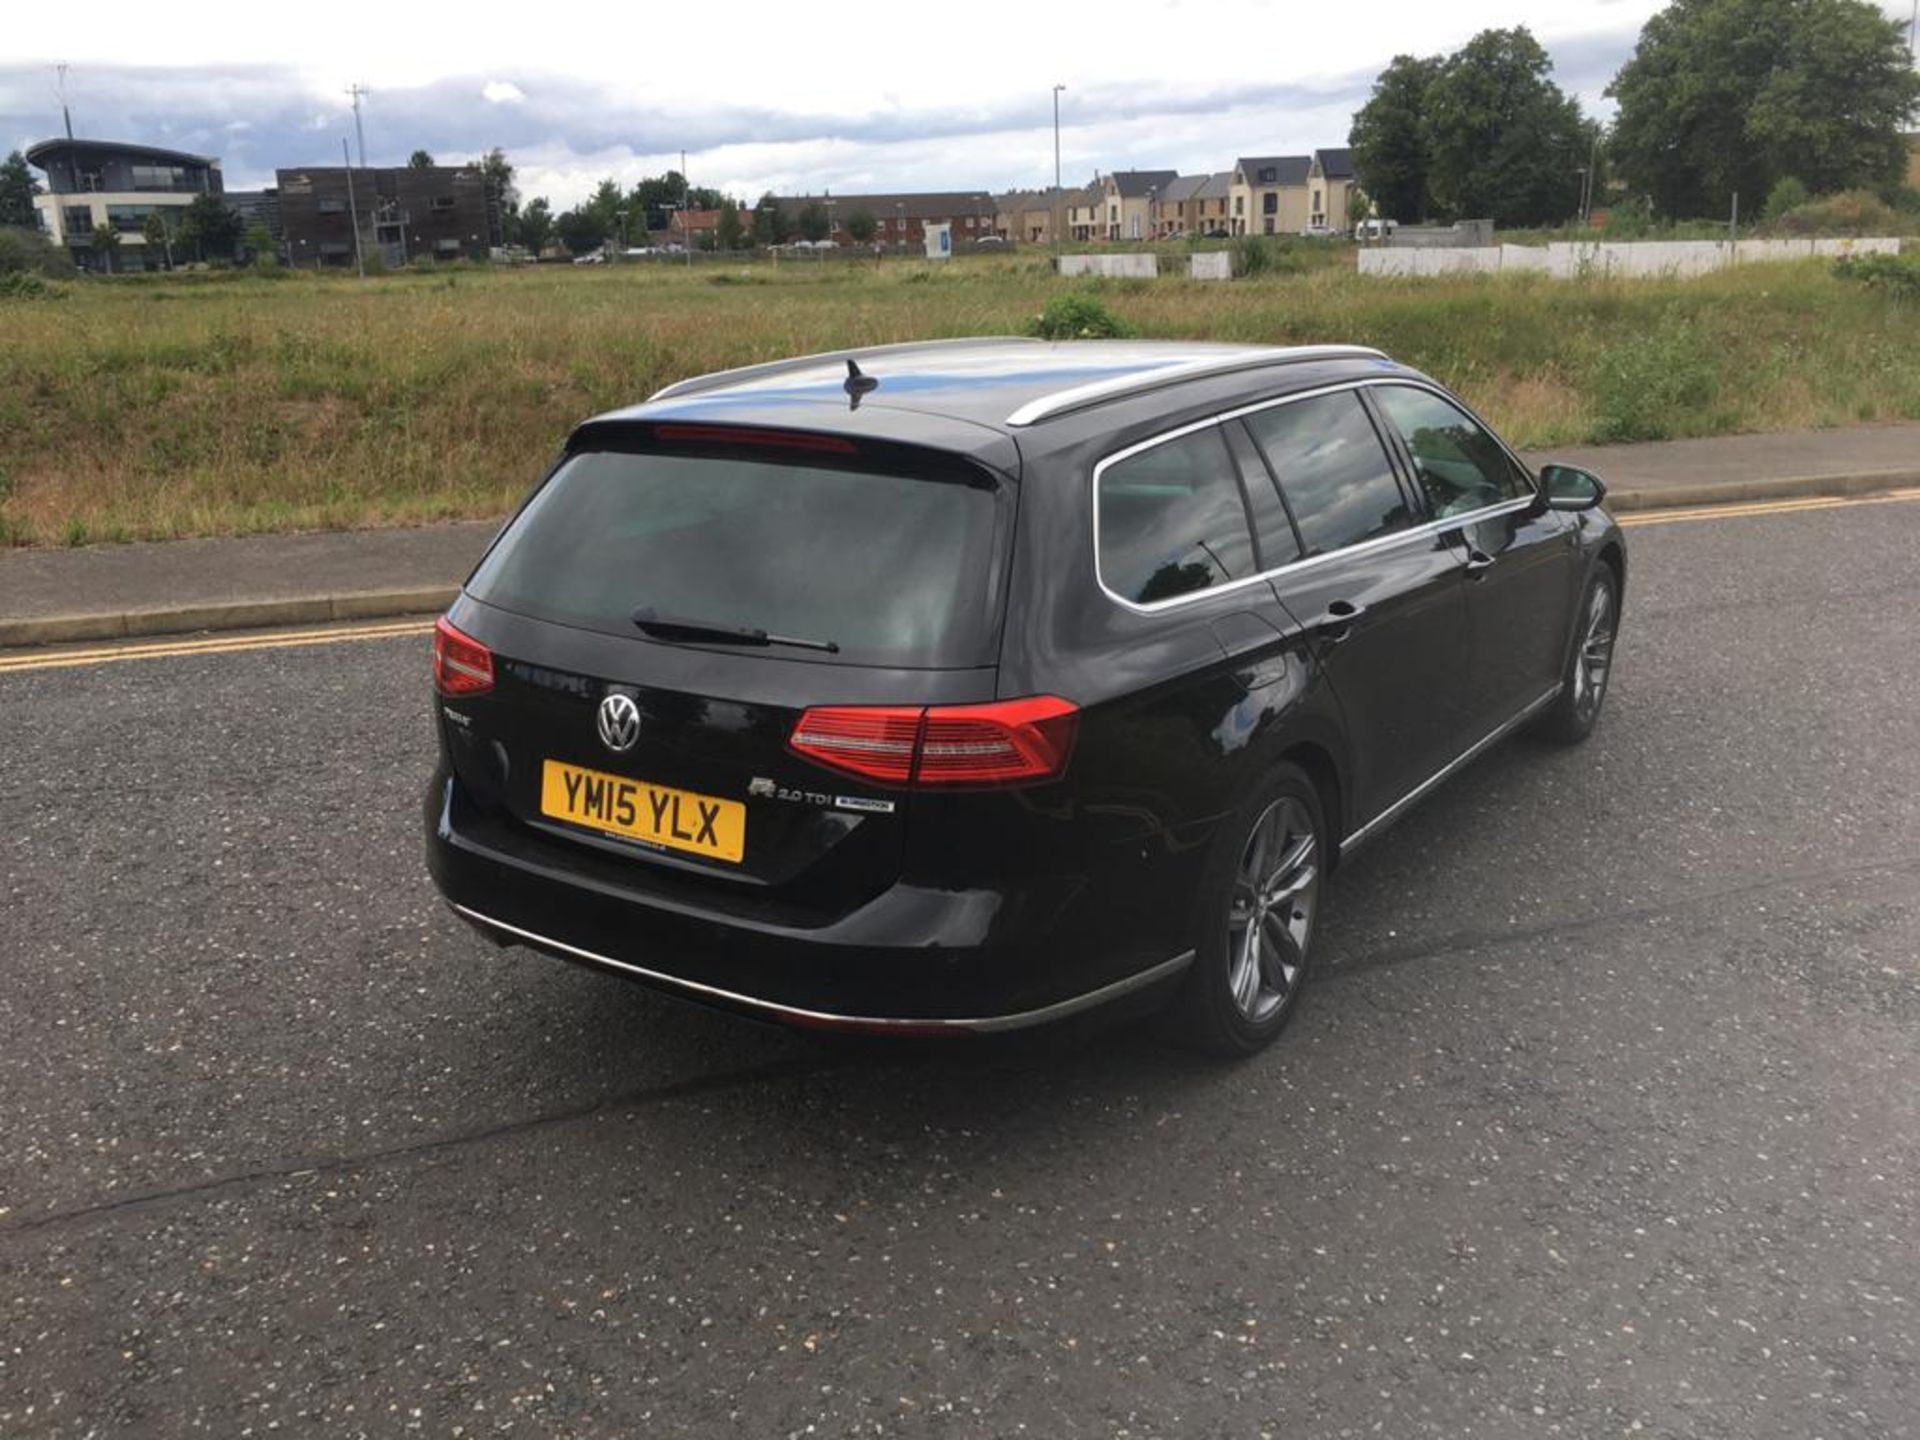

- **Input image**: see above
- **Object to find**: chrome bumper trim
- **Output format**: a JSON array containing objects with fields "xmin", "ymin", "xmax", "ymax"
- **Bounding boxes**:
[{"xmin": 450, "ymin": 904, "xmax": 1194, "ymax": 1034}]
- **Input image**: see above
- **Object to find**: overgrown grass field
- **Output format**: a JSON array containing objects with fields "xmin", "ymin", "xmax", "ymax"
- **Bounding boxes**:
[{"xmin": 3, "ymin": 252, "xmax": 1917, "ymax": 545}]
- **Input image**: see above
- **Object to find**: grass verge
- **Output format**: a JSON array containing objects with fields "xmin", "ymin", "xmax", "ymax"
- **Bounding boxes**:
[{"xmin": 3, "ymin": 254, "xmax": 1917, "ymax": 545}]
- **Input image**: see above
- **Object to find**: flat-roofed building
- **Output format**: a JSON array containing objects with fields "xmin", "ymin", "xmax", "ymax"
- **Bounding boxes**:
[
  {"xmin": 27, "ymin": 138, "xmax": 222, "ymax": 271},
  {"xmin": 277, "ymin": 164, "xmax": 501, "ymax": 268}
]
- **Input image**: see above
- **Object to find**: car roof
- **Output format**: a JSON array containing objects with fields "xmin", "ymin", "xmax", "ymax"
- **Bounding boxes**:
[{"xmin": 591, "ymin": 338, "xmax": 1396, "ymax": 439}]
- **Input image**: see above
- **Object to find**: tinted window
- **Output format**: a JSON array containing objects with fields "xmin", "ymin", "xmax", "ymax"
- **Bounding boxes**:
[
  {"xmin": 467, "ymin": 446, "xmax": 1003, "ymax": 667},
  {"xmin": 1372, "ymin": 386, "xmax": 1531, "ymax": 517},
  {"xmin": 1098, "ymin": 427, "xmax": 1256, "ymax": 605},
  {"xmin": 1244, "ymin": 391, "xmax": 1412, "ymax": 556}
]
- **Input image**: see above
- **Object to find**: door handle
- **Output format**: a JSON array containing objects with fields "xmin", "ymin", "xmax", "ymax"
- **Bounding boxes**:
[
  {"xmin": 1464, "ymin": 547, "xmax": 1496, "ymax": 576},
  {"xmin": 1310, "ymin": 599, "xmax": 1366, "ymax": 644}
]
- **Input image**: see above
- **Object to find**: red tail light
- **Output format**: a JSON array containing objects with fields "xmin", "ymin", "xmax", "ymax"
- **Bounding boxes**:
[
  {"xmin": 789, "ymin": 697, "xmax": 1078, "ymax": 788},
  {"xmin": 432, "ymin": 616, "xmax": 494, "ymax": 697},
  {"xmin": 788, "ymin": 706, "xmax": 923, "ymax": 784}
]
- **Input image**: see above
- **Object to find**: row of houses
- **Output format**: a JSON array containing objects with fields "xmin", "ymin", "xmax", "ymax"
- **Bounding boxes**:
[
  {"xmin": 26, "ymin": 135, "xmax": 1363, "ymax": 272},
  {"xmin": 777, "ymin": 148, "xmax": 1362, "ymax": 252},
  {"xmin": 26, "ymin": 138, "xmax": 503, "ymax": 271}
]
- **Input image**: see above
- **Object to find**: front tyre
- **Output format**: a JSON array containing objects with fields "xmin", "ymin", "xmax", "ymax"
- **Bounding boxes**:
[
  {"xmin": 1534, "ymin": 566, "xmax": 1618, "ymax": 744},
  {"xmin": 1171, "ymin": 763, "xmax": 1325, "ymax": 1057}
]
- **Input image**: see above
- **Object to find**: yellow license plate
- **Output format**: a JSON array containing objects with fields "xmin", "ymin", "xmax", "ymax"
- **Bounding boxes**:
[{"xmin": 540, "ymin": 759, "xmax": 746, "ymax": 863}]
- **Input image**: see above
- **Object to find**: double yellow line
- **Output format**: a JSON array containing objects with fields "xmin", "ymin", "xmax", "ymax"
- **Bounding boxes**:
[
  {"xmin": 0, "ymin": 618, "xmax": 433, "ymax": 675},
  {"xmin": 2, "ymin": 487, "xmax": 1917, "ymax": 676},
  {"xmin": 1616, "ymin": 486, "xmax": 1920, "ymax": 528}
]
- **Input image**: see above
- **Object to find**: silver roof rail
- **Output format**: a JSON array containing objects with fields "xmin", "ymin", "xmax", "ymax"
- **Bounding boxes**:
[
  {"xmin": 1003, "ymin": 345, "xmax": 1390, "ymax": 427},
  {"xmin": 647, "ymin": 336, "xmax": 1042, "ymax": 404}
]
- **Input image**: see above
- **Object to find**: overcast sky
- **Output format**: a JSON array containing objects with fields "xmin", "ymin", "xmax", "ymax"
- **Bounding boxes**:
[{"xmin": 3, "ymin": 1, "xmax": 1912, "ymax": 207}]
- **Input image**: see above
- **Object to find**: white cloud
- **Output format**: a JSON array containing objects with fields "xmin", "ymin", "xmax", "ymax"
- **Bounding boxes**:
[{"xmin": 481, "ymin": 80, "xmax": 525, "ymax": 105}]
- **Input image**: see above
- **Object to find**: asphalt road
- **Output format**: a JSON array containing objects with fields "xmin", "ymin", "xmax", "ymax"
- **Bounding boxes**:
[{"xmin": 3, "ymin": 496, "xmax": 1918, "ymax": 1438}]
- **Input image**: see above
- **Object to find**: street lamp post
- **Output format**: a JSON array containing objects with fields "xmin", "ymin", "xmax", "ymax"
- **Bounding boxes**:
[{"xmin": 1052, "ymin": 83, "xmax": 1065, "ymax": 257}]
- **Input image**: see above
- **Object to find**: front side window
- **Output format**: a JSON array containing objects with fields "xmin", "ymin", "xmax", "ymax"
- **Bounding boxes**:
[
  {"xmin": 1244, "ymin": 391, "xmax": 1412, "ymax": 557},
  {"xmin": 1098, "ymin": 427, "xmax": 1256, "ymax": 606},
  {"xmin": 1371, "ymin": 386, "xmax": 1532, "ymax": 518}
]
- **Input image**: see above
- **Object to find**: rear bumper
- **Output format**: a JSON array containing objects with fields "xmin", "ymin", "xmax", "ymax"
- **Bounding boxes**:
[{"xmin": 424, "ymin": 775, "xmax": 1191, "ymax": 1032}]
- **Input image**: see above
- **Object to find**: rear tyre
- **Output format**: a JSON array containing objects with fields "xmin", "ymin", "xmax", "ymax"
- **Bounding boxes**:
[
  {"xmin": 1169, "ymin": 763, "xmax": 1325, "ymax": 1058},
  {"xmin": 1534, "ymin": 566, "xmax": 1618, "ymax": 744}
]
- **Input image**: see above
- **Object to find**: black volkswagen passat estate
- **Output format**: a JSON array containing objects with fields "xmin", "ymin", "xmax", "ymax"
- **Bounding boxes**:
[{"xmin": 425, "ymin": 339, "xmax": 1623, "ymax": 1054}]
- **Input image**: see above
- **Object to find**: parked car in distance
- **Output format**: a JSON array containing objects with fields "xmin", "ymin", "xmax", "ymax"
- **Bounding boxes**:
[
  {"xmin": 974, "ymin": 235, "xmax": 1008, "ymax": 248},
  {"xmin": 426, "ymin": 339, "xmax": 1623, "ymax": 1055},
  {"xmin": 1353, "ymin": 218, "xmax": 1398, "ymax": 242},
  {"xmin": 570, "ymin": 251, "xmax": 606, "ymax": 265}
]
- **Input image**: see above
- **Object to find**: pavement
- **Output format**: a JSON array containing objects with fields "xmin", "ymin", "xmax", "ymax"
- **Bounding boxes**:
[
  {"xmin": 3, "ymin": 496, "xmax": 1918, "ymax": 1436},
  {"xmin": 1, "ymin": 421, "xmax": 1916, "ymax": 648}
]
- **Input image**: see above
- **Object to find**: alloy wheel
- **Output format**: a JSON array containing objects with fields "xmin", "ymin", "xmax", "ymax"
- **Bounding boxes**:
[
  {"xmin": 1572, "ymin": 581, "xmax": 1615, "ymax": 721},
  {"xmin": 1225, "ymin": 796, "xmax": 1319, "ymax": 1024}
]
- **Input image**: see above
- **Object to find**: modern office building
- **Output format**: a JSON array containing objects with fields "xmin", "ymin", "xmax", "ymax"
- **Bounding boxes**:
[
  {"xmin": 26, "ymin": 138, "xmax": 223, "ymax": 271},
  {"xmin": 276, "ymin": 164, "xmax": 501, "ymax": 268}
]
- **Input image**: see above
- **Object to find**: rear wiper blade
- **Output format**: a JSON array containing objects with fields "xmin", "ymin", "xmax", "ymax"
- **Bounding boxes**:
[{"xmin": 631, "ymin": 607, "xmax": 840, "ymax": 654}]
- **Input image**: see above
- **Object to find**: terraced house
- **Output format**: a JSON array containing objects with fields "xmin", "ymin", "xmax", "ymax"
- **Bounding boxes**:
[{"xmin": 1228, "ymin": 149, "xmax": 1361, "ymax": 235}]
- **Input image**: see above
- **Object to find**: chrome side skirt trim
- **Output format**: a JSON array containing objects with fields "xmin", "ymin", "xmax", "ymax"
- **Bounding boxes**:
[
  {"xmin": 1339, "ymin": 685, "xmax": 1562, "ymax": 855},
  {"xmin": 450, "ymin": 904, "xmax": 1195, "ymax": 1034}
]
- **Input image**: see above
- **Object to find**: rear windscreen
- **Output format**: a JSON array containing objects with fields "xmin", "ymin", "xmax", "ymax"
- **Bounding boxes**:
[{"xmin": 466, "ymin": 444, "xmax": 1007, "ymax": 667}]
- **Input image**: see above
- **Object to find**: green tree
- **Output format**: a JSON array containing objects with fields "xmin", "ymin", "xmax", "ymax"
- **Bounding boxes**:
[
  {"xmin": 796, "ymin": 201, "xmax": 829, "ymax": 242},
  {"xmin": 1607, "ymin": 0, "xmax": 1920, "ymax": 218},
  {"xmin": 846, "ymin": 209, "xmax": 877, "ymax": 244},
  {"xmin": 751, "ymin": 192, "xmax": 790, "ymax": 245},
  {"xmin": 179, "ymin": 194, "xmax": 244, "ymax": 261},
  {"xmin": 473, "ymin": 147, "xmax": 517, "ymax": 208},
  {"xmin": 140, "ymin": 210, "xmax": 174, "ymax": 269},
  {"xmin": 0, "ymin": 149, "xmax": 40, "ymax": 228},
  {"xmin": 1350, "ymin": 55, "xmax": 1441, "ymax": 223},
  {"xmin": 716, "ymin": 199, "xmax": 745, "ymax": 250},
  {"xmin": 408, "ymin": 149, "xmax": 435, "ymax": 168},
  {"xmin": 243, "ymin": 224, "xmax": 275, "ymax": 265},
  {"xmin": 555, "ymin": 203, "xmax": 608, "ymax": 255},
  {"xmin": 89, "ymin": 223, "xmax": 121, "ymax": 274},
  {"xmin": 1422, "ymin": 28, "xmax": 1591, "ymax": 226},
  {"xmin": 515, "ymin": 196, "xmax": 554, "ymax": 252}
]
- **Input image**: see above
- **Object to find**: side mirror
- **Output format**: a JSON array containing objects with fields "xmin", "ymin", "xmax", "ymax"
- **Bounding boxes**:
[{"xmin": 1538, "ymin": 464, "xmax": 1607, "ymax": 512}]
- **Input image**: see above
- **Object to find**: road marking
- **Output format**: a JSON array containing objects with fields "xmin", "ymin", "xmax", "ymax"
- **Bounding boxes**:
[
  {"xmin": 0, "ymin": 618, "xmax": 433, "ymax": 675},
  {"xmin": 3, "ymin": 487, "xmax": 1917, "ymax": 675},
  {"xmin": 1617, "ymin": 486, "xmax": 1920, "ymax": 528}
]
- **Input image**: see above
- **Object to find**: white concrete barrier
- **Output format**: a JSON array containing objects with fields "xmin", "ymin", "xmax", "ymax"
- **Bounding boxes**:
[
  {"xmin": 1190, "ymin": 252, "xmax": 1231, "ymax": 281},
  {"xmin": 1057, "ymin": 253, "xmax": 1158, "ymax": 279},
  {"xmin": 1359, "ymin": 237, "xmax": 1903, "ymax": 280}
]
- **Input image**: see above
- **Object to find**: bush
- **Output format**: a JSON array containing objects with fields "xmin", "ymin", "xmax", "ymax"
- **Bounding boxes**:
[
  {"xmin": 1833, "ymin": 251, "xmax": 1920, "ymax": 300},
  {"xmin": 0, "ymin": 225, "xmax": 77, "ymax": 278},
  {"xmin": 1230, "ymin": 235, "xmax": 1310, "ymax": 278},
  {"xmin": 1588, "ymin": 317, "xmax": 1718, "ymax": 443},
  {"xmin": 1024, "ymin": 291, "xmax": 1134, "ymax": 339},
  {"xmin": 1762, "ymin": 177, "xmax": 1810, "ymax": 222},
  {"xmin": 0, "ymin": 269, "xmax": 64, "ymax": 300},
  {"xmin": 1771, "ymin": 189, "xmax": 1913, "ymax": 237}
]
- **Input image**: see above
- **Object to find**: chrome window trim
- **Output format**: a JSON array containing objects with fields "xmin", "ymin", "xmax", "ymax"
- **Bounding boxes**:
[
  {"xmin": 1004, "ymin": 345, "xmax": 1387, "ymax": 427},
  {"xmin": 1337, "ymin": 683, "xmax": 1562, "ymax": 855},
  {"xmin": 1091, "ymin": 377, "xmax": 1539, "ymax": 617},
  {"xmin": 452, "ymin": 904, "xmax": 1195, "ymax": 1033}
]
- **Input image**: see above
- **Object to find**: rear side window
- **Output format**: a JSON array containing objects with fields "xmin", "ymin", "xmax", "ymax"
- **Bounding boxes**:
[
  {"xmin": 1243, "ymin": 391, "xmax": 1412, "ymax": 556},
  {"xmin": 1098, "ymin": 427, "xmax": 1256, "ymax": 605},
  {"xmin": 466, "ymin": 444, "xmax": 1005, "ymax": 667},
  {"xmin": 1371, "ymin": 385, "xmax": 1532, "ymax": 517}
]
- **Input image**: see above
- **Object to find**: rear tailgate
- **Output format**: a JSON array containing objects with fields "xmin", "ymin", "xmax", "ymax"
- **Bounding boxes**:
[{"xmin": 438, "ymin": 424, "xmax": 1015, "ymax": 913}]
